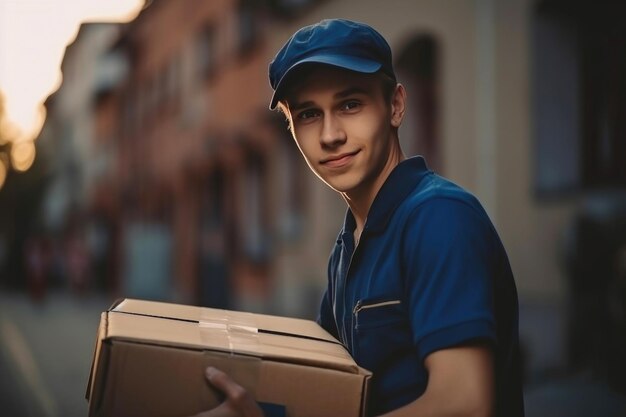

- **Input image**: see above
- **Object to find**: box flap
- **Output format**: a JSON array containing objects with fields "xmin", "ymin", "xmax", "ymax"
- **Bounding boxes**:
[
  {"xmin": 113, "ymin": 299, "xmax": 339, "ymax": 344},
  {"xmin": 107, "ymin": 299, "xmax": 368, "ymax": 375}
]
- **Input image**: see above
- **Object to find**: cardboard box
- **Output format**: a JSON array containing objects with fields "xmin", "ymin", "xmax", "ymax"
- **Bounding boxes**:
[{"xmin": 86, "ymin": 298, "xmax": 371, "ymax": 417}]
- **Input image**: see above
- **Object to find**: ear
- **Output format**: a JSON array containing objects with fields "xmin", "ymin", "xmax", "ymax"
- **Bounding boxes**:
[{"xmin": 390, "ymin": 83, "xmax": 407, "ymax": 128}]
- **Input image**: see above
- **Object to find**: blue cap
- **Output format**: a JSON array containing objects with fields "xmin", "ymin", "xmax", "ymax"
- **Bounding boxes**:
[{"xmin": 268, "ymin": 19, "xmax": 396, "ymax": 109}]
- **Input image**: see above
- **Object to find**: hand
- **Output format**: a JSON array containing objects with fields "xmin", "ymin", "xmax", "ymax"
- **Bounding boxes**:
[{"xmin": 191, "ymin": 367, "xmax": 265, "ymax": 417}]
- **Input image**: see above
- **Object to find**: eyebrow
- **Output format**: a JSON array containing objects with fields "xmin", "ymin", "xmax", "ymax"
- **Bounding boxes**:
[
  {"xmin": 335, "ymin": 87, "xmax": 370, "ymax": 99},
  {"xmin": 289, "ymin": 86, "xmax": 371, "ymax": 112}
]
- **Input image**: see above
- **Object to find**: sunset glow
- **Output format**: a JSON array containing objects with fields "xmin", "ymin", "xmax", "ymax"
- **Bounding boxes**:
[
  {"xmin": 0, "ymin": 0, "xmax": 144, "ymax": 142},
  {"xmin": 10, "ymin": 140, "xmax": 36, "ymax": 172}
]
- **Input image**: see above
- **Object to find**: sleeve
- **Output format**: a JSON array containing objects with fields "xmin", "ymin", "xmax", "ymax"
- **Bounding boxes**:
[
  {"xmin": 403, "ymin": 198, "xmax": 498, "ymax": 361},
  {"xmin": 317, "ymin": 289, "xmax": 339, "ymax": 340},
  {"xmin": 316, "ymin": 250, "xmax": 340, "ymax": 340}
]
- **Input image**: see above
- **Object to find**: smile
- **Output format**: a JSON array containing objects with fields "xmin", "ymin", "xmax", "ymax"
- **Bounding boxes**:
[{"xmin": 321, "ymin": 150, "xmax": 360, "ymax": 168}]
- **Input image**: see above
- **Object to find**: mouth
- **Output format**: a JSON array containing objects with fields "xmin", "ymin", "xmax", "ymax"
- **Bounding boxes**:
[{"xmin": 321, "ymin": 150, "xmax": 360, "ymax": 168}]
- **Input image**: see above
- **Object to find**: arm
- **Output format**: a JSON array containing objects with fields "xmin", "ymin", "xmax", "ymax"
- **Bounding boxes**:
[
  {"xmin": 316, "ymin": 248, "xmax": 340, "ymax": 339},
  {"xmin": 379, "ymin": 345, "xmax": 494, "ymax": 417},
  {"xmin": 191, "ymin": 367, "xmax": 264, "ymax": 417},
  {"xmin": 396, "ymin": 198, "xmax": 500, "ymax": 416},
  {"xmin": 317, "ymin": 288, "xmax": 340, "ymax": 339}
]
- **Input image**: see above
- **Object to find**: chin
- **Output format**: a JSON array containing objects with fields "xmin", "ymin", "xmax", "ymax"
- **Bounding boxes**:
[
  {"xmin": 325, "ymin": 178, "xmax": 361, "ymax": 194},
  {"xmin": 315, "ymin": 168, "xmax": 364, "ymax": 194}
]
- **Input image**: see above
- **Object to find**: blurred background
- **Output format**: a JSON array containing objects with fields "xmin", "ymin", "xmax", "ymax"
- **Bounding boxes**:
[{"xmin": 0, "ymin": 0, "xmax": 625, "ymax": 416}]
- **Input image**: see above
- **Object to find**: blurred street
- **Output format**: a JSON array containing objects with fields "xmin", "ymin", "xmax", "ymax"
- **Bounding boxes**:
[{"xmin": 0, "ymin": 290, "xmax": 112, "ymax": 417}]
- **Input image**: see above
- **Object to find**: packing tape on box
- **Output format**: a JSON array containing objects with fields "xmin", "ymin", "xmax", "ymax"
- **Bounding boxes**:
[
  {"xmin": 199, "ymin": 309, "xmax": 260, "ymax": 355},
  {"xmin": 260, "ymin": 337, "xmax": 351, "ymax": 361}
]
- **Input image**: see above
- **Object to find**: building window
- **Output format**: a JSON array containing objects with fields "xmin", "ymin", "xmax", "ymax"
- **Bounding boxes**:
[
  {"xmin": 196, "ymin": 23, "xmax": 217, "ymax": 80},
  {"xmin": 198, "ymin": 168, "xmax": 232, "ymax": 309},
  {"xmin": 237, "ymin": 0, "xmax": 258, "ymax": 56},
  {"xmin": 533, "ymin": 1, "xmax": 626, "ymax": 196},
  {"xmin": 122, "ymin": 88, "xmax": 140, "ymax": 135},
  {"xmin": 240, "ymin": 148, "xmax": 269, "ymax": 263},
  {"xmin": 396, "ymin": 35, "xmax": 441, "ymax": 172},
  {"xmin": 166, "ymin": 53, "xmax": 182, "ymax": 110},
  {"xmin": 278, "ymin": 126, "xmax": 305, "ymax": 240},
  {"xmin": 154, "ymin": 65, "xmax": 167, "ymax": 115},
  {"xmin": 145, "ymin": 75, "xmax": 158, "ymax": 124}
]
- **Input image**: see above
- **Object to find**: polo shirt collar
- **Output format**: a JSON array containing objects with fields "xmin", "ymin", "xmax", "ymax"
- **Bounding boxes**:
[{"xmin": 339, "ymin": 156, "xmax": 431, "ymax": 239}]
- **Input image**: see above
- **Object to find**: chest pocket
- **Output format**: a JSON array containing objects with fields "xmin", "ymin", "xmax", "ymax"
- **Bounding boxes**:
[
  {"xmin": 353, "ymin": 298, "xmax": 404, "ymax": 330},
  {"xmin": 352, "ymin": 297, "xmax": 410, "ymax": 363},
  {"xmin": 352, "ymin": 297, "xmax": 425, "ymax": 416}
]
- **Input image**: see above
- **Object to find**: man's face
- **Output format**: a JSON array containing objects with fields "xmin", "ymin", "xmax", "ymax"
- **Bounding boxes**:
[{"xmin": 283, "ymin": 67, "xmax": 402, "ymax": 199}]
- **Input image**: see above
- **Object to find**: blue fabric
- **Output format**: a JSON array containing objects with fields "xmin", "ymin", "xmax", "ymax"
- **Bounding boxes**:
[
  {"xmin": 258, "ymin": 402, "xmax": 286, "ymax": 417},
  {"xmin": 318, "ymin": 156, "xmax": 523, "ymax": 416}
]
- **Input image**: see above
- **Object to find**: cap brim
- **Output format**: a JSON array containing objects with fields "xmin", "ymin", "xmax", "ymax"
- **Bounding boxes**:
[{"xmin": 269, "ymin": 54, "xmax": 382, "ymax": 109}]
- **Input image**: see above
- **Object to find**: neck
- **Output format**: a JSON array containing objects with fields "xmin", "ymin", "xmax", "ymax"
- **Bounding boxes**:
[{"xmin": 342, "ymin": 145, "xmax": 405, "ymax": 235}]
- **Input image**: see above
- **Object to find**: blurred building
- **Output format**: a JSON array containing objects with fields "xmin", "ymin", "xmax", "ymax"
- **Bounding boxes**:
[
  {"xmin": 36, "ymin": 23, "xmax": 123, "ymax": 293},
  {"xmin": 87, "ymin": 0, "xmax": 337, "ymax": 312},
  {"xmin": 34, "ymin": 0, "xmax": 626, "ymax": 387},
  {"xmin": 39, "ymin": 23, "xmax": 123, "ymax": 231}
]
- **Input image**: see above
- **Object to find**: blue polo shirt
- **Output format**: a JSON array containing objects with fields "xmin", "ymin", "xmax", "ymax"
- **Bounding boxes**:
[{"xmin": 318, "ymin": 156, "xmax": 523, "ymax": 416}]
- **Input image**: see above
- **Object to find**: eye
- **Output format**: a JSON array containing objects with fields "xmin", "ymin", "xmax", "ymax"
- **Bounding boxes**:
[
  {"xmin": 341, "ymin": 100, "xmax": 361, "ymax": 112},
  {"xmin": 296, "ymin": 109, "xmax": 320, "ymax": 121}
]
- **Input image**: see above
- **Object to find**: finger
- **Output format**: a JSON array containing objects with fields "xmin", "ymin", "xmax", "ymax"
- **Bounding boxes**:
[
  {"xmin": 205, "ymin": 367, "xmax": 245, "ymax": 400},
  {"xmin": 205, "ymin": 367, "xmax": 264, "ymax": 417}
]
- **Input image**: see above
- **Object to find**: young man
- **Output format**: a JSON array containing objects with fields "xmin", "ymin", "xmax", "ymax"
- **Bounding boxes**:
[{"xmin": 198, "ymin": 19, "xmax": 524, "ymax": 417}]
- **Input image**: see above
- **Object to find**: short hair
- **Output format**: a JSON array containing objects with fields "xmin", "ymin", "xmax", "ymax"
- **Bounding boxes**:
[{"xmin": 379, "ymin": 71, "xmax": 398, "ymax": 104}]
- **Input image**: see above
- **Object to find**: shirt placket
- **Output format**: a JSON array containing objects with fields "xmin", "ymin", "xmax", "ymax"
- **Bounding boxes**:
[{"xmin": 333, "ymin": 231, "xmax": 355, "ymax": 350}]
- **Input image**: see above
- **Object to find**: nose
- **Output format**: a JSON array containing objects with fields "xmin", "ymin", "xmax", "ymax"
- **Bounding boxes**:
[{"xmin": 320, "ymin": 114, "xmax": 346, "ymax": 148}]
